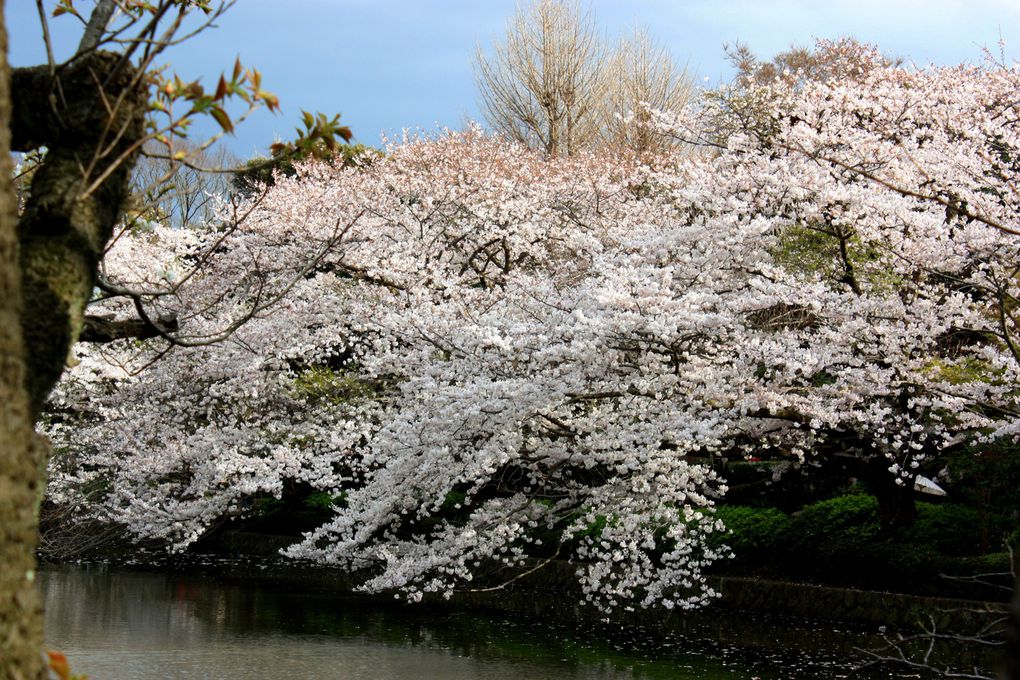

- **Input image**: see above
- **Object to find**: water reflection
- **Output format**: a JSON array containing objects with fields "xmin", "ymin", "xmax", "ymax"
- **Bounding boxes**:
[{"xmin": 40, "ymin": 564, "xmax": 916, "ymax": 680}]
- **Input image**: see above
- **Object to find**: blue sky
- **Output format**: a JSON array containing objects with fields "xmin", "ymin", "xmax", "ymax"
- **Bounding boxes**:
[{"xmin": 7, "ymin": 1, "xmax": 1019, "ymax": 159}]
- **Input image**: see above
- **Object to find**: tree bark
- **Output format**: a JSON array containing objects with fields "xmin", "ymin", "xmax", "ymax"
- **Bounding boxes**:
[
  {"xmin": 13, "ymin": 51, "xmax": 146, "ymax": 417},
  {"xmin": 0, "ymin": 3, "xmax": 47, "ymax": 677},
  {"xmin": 80, "ymin": 313, "xmax": 179, "ymax": 344},
  {"xmin": 1, "ymin": 20, "xmax": 146, "ymax": 679},
  {"xmin": 870, "ymin": 470, "xmax": 917, "ymax": 532}
]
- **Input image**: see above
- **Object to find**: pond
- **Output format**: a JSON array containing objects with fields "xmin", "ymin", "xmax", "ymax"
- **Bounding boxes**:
[{"xmin": 40, "ymin": 564, "xmax": 936, "ymax": 679}]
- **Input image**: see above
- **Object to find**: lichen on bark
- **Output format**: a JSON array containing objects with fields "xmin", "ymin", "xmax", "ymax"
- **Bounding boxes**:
[
  {"xmin": 13, "ymin": 50, "xmax": 146, "ymax": 416},
  {"xmin": 0, "ymin": 5, "xmax": 46, "ymax": 678}
]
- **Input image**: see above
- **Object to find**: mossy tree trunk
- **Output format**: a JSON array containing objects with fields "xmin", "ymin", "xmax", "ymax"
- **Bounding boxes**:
[
  {"xmin": 0, "ymin": 5, "xmax": 45, "ymax": 678},
  {"xmin": 0, "ymin": 8, "xmax": 146, "ymax": 677},
  {"xmin": 12, "ymin": 52, "xmax": 146, "ymax": 417}
]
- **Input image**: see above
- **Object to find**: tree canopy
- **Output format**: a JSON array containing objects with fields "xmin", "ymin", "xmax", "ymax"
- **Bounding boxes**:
[{"xmin": 46, "ymin": 44, "xmax": 1020, "ymax": 628}]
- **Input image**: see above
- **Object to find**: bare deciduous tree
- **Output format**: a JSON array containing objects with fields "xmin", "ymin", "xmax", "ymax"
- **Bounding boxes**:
[
  {"xmin": 724, "ymin": 38, "xmax": 899, "ymax": 89},
  {"xmin": 475, "ymin": 0, "xmax": 608, "ymax": 156},
  {"xmin": 131, "ymin": 139, "xmax": 238, "ymax": 231},
  {"xmin": 602, "ymin": 28, "xmax": 693, "ymax": 155},
  {"xmin": 475, "ymin": 1, "xmax": 693, "ymax": 157}
]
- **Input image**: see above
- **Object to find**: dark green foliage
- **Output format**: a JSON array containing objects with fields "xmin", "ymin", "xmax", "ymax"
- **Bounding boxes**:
[
  {"xmin": 251, "ymin": 496, "xmax": 284, "ymax": 517},
  {"xmin": 939, "ymin": 551, "xmax": 1014, "ymax": 578},
  {"xmin": 711, "ymin": 505, "xmax": 790, "ymax": 558},
  {"xmin": 440, "ymin": 490, "xmax": 468, "ymax": 511},
  {"xmin": 232, "ymin": 142, "xmax": 381, "ymax": 195},
  {"xmin": 713, "ymin": 494, "xmax": 1014, "ymax": 598},
  {"xmin": 303, "ymin": 491, "xmax": 346, "ymax": 510},
  {"xmin": 576, "ymin": 514, "xmax": 608, "ymax": 540},
  {"xmin": 782, "ymin": 493, "xmax": 880, "ymax": 553},
  {"xmin": 290, "ymin": 366, "xmax": 377, "ymax": 406},
  {"xmin": 209, "ymin": 482, "xmax": 346, "ymax": 541},
  {"xmin": 809, "ymin": 370, "xmax": 837, "ymax": 387},
  {"xmin": 902, "ymin": 503, "xmax": 1009, "ymax": 557},
  {"xmin": 937, "ymin": 444, "xmax": 1020, "ymax": 553},
  {"xmin": 943, "ymin": 444, "xmax": 1020, "ymax": 519}
]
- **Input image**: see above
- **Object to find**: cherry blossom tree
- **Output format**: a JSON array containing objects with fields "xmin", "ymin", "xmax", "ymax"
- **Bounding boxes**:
[
  {"xmin": 681, "ymin": 38, "xmax": 1020, "ymax": 675},
  {"xmin": 50, "ymin": 133, "xmax": 733, "ymax": 611},
  {"xmin": 46, "ymin": 42, "xmax": 1020, "ymax": 649},
  {"xmin": 650, "ymin": 38, "xmax": 1020, "ymax": 526}
]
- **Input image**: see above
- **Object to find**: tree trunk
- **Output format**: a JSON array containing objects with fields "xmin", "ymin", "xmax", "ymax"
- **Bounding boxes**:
[
  {"xmin": 0, "ymin": 11, "xmax": 145, "ymax": 677},
  {"xmin": 0, "ymin": 2, "xmax": 47, "ymax": 677},
  {"xmin": 863, "ymin": 456, "xmax": 917, "ymax": 531},
  {"xmin": 12, "ymin": 51, "xmax": 146, "ymax": 418}
]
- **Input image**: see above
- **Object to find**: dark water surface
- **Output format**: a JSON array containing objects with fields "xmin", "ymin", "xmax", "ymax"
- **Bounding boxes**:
[{"xmin": 40, "ymin": 564, "xmax": 927, "ymax": 679}]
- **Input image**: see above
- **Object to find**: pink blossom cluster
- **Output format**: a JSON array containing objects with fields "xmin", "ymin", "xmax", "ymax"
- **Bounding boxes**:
[{"xmin": 46, "ymin": 43, "xmax": 1020, "ymax": 611}]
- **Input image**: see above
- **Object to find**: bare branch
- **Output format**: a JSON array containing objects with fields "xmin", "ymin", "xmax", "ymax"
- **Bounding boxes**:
[
  {"xmin": 77, "ymin": 0, "xmax": 118, "ymax": 55},
  {"xmin": 79, "ymin": 312, "xmax": 179, "ymax": 343},
  {"xmin": 602, "ymin": 27, "xmax": 693, "ymax": 155},
  {"xmin": 475, "ymin": 0, "xmax": 608, "ymax": 156}
]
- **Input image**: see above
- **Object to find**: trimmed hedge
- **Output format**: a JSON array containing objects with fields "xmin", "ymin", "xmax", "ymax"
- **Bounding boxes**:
[
  {"xmin": 782, "ymin": 493, "xmax": 881, "ymax": 553},
  {"xmin": 713, "ymin": 494, "xmax": 1015, "ymax": 598},
  {"xmin": 711, "ymin": 505, "xmax": 791, "ymax": 558}
]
